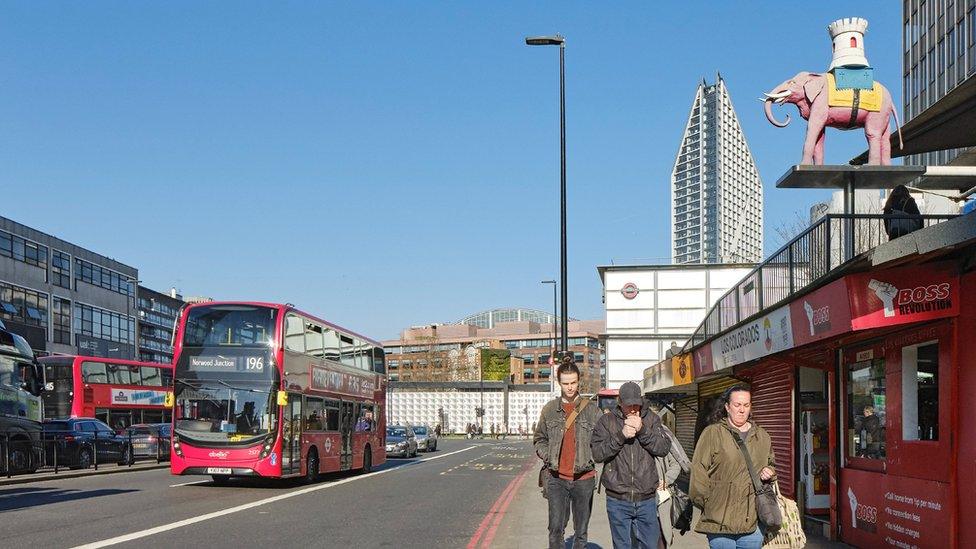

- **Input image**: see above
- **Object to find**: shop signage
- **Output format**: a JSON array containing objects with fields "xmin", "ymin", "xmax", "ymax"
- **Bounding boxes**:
[
  {"xmin": 693, "ymin": 342, "xmax": 714, "ymax": 378},
  {"xmin": 620, "ymin": 283, "xmax": 639, "ymax": 300},
  {"xmin": 711, "ymin": 305, "xmax": 794, "ymax": 371},
  {"xmin": 849, "ymin": 262, "xmax": 959, "ymax": 330},
  {"xmin": 643, "ymin": 360, "xmax": 674, "ymax": 392},
  {"xmin": 672, "ymin": 353, "xmax": 693, "ymax": 385},
  {"xmin": 841, "ymin": 468, "xmax": 950, "ymax": 549},
  {"xmin": 110, "ymin": 389, "xmax": 167, "ymax": 406},
  {"xmin": 310, "ymin": 366, "xmax": 376, "ymax": 398},
  {"xmin": 790, "ymin": 278, "xmax": 853, "ymax": 347}
]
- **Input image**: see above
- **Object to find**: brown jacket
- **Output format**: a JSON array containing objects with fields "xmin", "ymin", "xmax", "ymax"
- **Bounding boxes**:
[{"xmin": 689, "ymin": 421, "xmax": 777, "ymax": 535}]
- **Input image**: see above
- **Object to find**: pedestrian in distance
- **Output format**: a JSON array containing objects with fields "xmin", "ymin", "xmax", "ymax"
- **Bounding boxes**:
[
  {"xmin": 689, "ymin": 385, "xmax": 776, "ymax": 549},
  {"xmin": 533, "ymin": 357, "xmax": 602, "ymax": 549},
  {"xmin": 491, "ymin": 422, "xmax": 497, "ymax": 439},
  {"xmin": 590, "ymin": 382, "xmax": 671, "ymax": 549}
]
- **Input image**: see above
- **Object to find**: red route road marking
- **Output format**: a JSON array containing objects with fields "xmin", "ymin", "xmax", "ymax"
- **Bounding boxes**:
[{"xmin": 466, "ymin": 459, "xmax": 536, "ymax": 549}]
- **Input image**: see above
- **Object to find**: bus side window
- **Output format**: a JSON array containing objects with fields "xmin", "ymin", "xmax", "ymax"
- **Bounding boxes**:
[
  {"xmin": 305, "ymin": 396, "xmax": 324, "ymax": 430},
  {"xmin": 372, "ymin": 348, "xmax": 386, "ymax": 375},
  {"xmin": 285, "ymin": 314, "xmax": 305, "ymax": 353},
  {"xmin": 305, "ymin": 323, "xmax": 324, "ymax": 357},
  {"xmin": 323, "ymin": 329, "xmax": 340, "ymax": 362},
  {"xmin": 340, "ymin": 335, "xmax": 355, "ymax": 368},
  {"xmin": 82, "ymin": 361, "xmax": 107, "ymax": 384},
  {"xmin": 324, "ymin": 399, "xmax": 340, "ymax": 431}
]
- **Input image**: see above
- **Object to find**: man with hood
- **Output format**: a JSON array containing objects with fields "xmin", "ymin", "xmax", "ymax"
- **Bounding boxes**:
[{"xmin": 591, "ymin": 381, "xmax": 671, "ymax": 549}]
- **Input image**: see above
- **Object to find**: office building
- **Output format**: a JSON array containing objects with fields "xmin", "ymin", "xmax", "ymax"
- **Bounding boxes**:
[
  {"xmin": 137, "ymin": 286, "xmax": 184, "ymax": 364},
  {"xmin": 382, "ymin": 308, "xmax": 605, "ymax": 394},
  {"xmin": 672, "ymin": 76, "xmax": 764, "ymax": 264},
  {"xmin": 902, "ymin": 1, "xmax": 976, "ymax": 167},
  {"xmin": 598, "ymin": 263, "xmax": 754, "ymax": 390},
  {"xmin": 0, "ymin": 216, "xmax": 138, "ymax": 358}
]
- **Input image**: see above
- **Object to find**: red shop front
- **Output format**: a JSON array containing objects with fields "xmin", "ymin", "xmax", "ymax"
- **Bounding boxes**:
[{"xmin": 691, "ymin": 255, "xmax": 976, "ymax": 548}]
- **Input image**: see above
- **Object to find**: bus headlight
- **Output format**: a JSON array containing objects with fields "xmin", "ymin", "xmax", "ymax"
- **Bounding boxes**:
[
  {"xmin": 172, "ymin": 434, "xmax": 183, "ymax": 457},
  {"xmin": 259, "ymin": 436, "xmax": 274, "ymax": 459}
]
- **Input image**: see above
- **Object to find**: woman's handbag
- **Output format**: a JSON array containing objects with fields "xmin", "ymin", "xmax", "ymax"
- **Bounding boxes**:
[
  {"xmin": 762, "ymin": 483, "xmax": 807, "ymax": 549},
  {"xmin": 730, "ymin": 431, "xmax": 783, "ymax": 535},
  {"xmin": 669, "ymin": 485, "xmax": 693, "ymax": 533}
]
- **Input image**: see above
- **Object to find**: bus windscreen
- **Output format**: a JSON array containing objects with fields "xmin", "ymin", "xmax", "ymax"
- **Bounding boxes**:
[{"xmin": 183, "ymin": 305, "xmax": 277, "ymax": 348}]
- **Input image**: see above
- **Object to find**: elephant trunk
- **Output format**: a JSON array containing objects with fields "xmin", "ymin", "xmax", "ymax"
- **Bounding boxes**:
[{"xmin": 764, "ymin": 96, "xmax": 791, "ymax": 128}]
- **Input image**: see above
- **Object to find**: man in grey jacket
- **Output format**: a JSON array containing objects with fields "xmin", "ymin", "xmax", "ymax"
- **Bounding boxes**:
[
  {"xmin": 534, "ymin": 359, "xmax": 602, "ymax": 549},
  {"xmin": 591, "ymin": 382, "xmax": 671, "ymax": 549}
]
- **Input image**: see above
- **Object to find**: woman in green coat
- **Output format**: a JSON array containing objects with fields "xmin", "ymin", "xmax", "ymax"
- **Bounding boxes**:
[{"xmin": 689, "ymin": 385, "xmax": 776, "ymax": 549}]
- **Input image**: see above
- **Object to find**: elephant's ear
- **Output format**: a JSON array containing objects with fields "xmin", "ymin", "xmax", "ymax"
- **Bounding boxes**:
[{"xmin": 804, "ymin": 75, "xmax": 825, "ymax": 104}]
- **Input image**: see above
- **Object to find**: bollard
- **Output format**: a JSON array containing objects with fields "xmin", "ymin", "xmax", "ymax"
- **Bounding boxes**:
[
  {"xmin": 4, "ymin": 433, "xmax": 10, "ymax": 479},
  {"xmin": 53, "ymin": 435, "xmax": 59, "ymax": 474},
  {"xmin": 128, "ymin": 430, "xmax": 133, "ymax": 467},
  {"xmin": 93, "ymin": 431, "xmax": 98, "ymax": 471}
]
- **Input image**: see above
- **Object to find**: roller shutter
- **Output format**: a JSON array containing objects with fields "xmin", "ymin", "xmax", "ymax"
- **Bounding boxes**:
[
  {"xmin": 748, "ymin": 363, "xmax": 796, "ymax": 499},
  {"xmin": 674, "ymin": 395, "xmax": 698, "ymax": 457}
]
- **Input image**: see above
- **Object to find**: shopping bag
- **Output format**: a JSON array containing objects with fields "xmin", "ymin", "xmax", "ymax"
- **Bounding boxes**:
[{"xmin": 763, "ymin": 484, "xmax": 806, "ymax": 549}]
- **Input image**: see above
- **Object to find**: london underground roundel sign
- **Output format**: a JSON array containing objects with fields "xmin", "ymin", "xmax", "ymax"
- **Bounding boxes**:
[{"xmin": 621, "ymin": 283, "xmax": 639, "ymax": 300}]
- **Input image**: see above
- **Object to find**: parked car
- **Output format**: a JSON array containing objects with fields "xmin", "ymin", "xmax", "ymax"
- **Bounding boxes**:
[
  {"xmin": 411, "ymin": 425, "xmax": 437, "ymax": 452},
  {"xmin": 42, "ymin": 418, "xmax": 134, "ymax": 468},
  {"xmin": 385, "ymin": 425, "xmax": 418, "ymax": 458},
  {"xmin": 125, "ymin": 423, "xmax": 171, "ymax": 460}
]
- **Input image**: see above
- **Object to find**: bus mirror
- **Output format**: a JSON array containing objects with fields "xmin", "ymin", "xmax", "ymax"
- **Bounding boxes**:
[
  {"xmin": 164, "ymin": 391, "xmax": 175, "ymax": 408},
  {"xmin": 277, "ymin": 391, "xmax": 288, "ymax": 406}
]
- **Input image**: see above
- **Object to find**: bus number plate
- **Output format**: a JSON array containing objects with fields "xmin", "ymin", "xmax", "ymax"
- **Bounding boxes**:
[{"xmin": 206, "ymin": 467, "xmax": 232, "ymax": 475}]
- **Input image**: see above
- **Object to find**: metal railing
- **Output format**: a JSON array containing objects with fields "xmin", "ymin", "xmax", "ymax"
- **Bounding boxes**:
[
  {"xmin": 1, "ymin": 429, "xmax": 168, "ymax": 479},
  {"xmin": 687, "ymin": 213, "xmax": 958, "ymax": 347}
]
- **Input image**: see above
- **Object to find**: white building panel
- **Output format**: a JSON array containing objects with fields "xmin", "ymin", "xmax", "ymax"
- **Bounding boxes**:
[
  {"xmin": 606, "ymin": 339, "xmax": 659, "ymax": 361},
  {"xmin": 606, "ymin": 309, "xmax": 654, "ymax": 331},
  {"xmin": 658, "ymin": 308, "xmax": 708, "ymax": 329},
  {"xmin": 657, "ymin": 289, "xmax": 707, "ymax": 308},
  {"xmin": 605, "ymin": 271, "xmax": 655, "ymax": 291},
  {"xmin": 709, "ymin": 268, "xmax": 752, "ymax": 289},
  {"xmin": 607, "ymin": 361, "xmax": 649, "ymax": 385},
  {"xmin": 658, "ymin": 270, "xmax": 705, "ymax": 289},
  {"xmin": 605, "ymin": 287, "xmax": 655, "ymax": 309}
]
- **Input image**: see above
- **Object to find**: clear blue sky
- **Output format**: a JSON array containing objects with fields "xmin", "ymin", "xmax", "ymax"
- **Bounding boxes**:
[{"xmin": 0, "ymin": 2, "xmax": 902, "ymax": 340}]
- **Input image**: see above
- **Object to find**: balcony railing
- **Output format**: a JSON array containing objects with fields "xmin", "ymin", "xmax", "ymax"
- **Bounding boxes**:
[{"xmin": 689, "ymin": 213, "xmax": 958, "ymax": 346}]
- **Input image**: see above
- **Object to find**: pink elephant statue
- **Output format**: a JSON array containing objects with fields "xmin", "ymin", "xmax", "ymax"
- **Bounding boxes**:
[{"xmin": 763, "ymin": 71, "xmax": 902, "ymax": 165}]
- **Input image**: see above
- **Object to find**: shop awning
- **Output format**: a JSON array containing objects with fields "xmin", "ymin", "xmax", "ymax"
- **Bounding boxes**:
[{"xmin": 850, "ymin": 75, "xmax": 976, "ymax": 165}]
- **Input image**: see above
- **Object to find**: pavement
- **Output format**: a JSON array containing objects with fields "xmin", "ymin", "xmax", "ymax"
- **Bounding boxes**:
[
  {"xmin": 0, "ymin": 438, "xmax": 854, "ymax": 548},
  {"xmin": 491, "ymin": 439, "xmax": 853, "ymax": 549},
  {"xmin": 0, "ymin": 460, "xmax": 168, "ymax": 486}
]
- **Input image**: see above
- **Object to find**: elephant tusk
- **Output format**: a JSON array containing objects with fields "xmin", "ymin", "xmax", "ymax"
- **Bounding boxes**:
[{"xmin": 764, "ymin": 90, "xmax": 790, "ymax": 99}]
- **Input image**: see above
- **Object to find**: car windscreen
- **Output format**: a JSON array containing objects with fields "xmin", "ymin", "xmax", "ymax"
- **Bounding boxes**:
[
  {"xmin": 413, "ymin": 427, "xmax": 427, "ymax": 435},
  {"xmin": 387, "ymin": 428, "xmax": 408, "ymax": 437}
]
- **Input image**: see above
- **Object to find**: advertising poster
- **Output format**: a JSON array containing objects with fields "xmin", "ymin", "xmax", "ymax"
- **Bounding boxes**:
[
  {"xmin": 693, "ymin": 342, "xmax": 714, "ymax": 378},
  {"xmin": 310, "ymin": 366, "xmax": 377, "ymax": 398},
  {"xmin": 711, "ymin": 306, "xmax": 794, "ymax": 371},
  {"xmin": 790, "ymin": 278, "xmax": 853, "ymax": 347},
  {"xmin": 110, "ymin": 389, "xmax": 168, "ymax": 406},
  {"xmin": 848, "ymin": 262, "xmax": 959, "ymax": 330},
  {"xmin": 841, "ymin": 468, "xmax": 950, "ymax": 549}
]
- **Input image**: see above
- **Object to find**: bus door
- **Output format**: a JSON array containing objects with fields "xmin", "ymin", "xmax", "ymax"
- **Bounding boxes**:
[
  {"xmin": 340, "ymin": 400, "xmax": 355, "ymax": 470},
  {"xmin": 282, "ymin": 394, "xmax": 302, "ymax": 475}
]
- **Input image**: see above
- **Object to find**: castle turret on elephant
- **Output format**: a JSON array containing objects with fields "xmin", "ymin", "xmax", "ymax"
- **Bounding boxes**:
[{"xmin": 762, "ymin": 71, "xmax": 902, "ymax": 166}]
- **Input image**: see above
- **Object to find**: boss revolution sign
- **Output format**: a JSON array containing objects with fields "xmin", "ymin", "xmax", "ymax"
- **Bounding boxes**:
[{"xmin": 848, "ymin": 262, "xmax": 959, "ymax": 330}]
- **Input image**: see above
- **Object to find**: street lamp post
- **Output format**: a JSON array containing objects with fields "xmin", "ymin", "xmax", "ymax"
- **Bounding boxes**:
[{"xmin": 526, "ymin": 34, "xmax": 569, "ymax": 360}]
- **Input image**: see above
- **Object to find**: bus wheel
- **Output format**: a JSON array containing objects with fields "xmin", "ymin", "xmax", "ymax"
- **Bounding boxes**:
[
  {"xmin": 211, "ymin": 475, "xmax": 231, "ymax": 485},
  {"xmin": 305, "ymin": 449, "xmax": 319, "ymax": 484},
  {"xmin": 361, "ymin": 446, "xmax": 372, "ymax": 474}
]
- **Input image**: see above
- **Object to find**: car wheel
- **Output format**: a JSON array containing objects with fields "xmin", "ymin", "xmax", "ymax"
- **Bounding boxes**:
[
  {"xmin": 305, "ymin": 450, "xmax": 319, "ymax": 484},
  {"xmin": 74, "ymin": 447, "xmax": 93, "ymax": 470},
  {"xmin": 361, "ymin": 446, "xmax": 372, "ymax": 474},
  {"xmin": 117, "ymin": 445, "xmax": 133, "ymax": 466},
  {"xmin": 211, "ymin": 475, "xmax": 231, "ymax": 485}
]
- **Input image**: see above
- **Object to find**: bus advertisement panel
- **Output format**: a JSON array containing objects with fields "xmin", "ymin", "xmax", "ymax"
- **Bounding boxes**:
[
  {"xmin": 38, "ymin": 355, "xmax": 173, "ymax": 429},
  {"xmin": 170, "ymin": 302, "xmax": 386, "ymax": 483}
]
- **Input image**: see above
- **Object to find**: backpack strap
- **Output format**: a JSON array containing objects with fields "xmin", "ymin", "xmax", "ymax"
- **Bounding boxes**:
[{"xmin": 564, "ymin": 398, "xmax": 590, "ymax": 430}]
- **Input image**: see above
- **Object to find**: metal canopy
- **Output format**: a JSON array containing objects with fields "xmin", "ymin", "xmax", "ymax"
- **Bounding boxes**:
[{"xmin": 775, "ymin": 165, "xmax": 927, "ymax": 190}]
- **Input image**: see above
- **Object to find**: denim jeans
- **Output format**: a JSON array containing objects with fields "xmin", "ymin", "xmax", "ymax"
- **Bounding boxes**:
[
  {"xmin": 605, "ymin": 495, "xmax": 661, "ymax": 549},
  {"xmin": 546, "ymin": 475, "xmax": 596, "ymax": 549},
  {"xmin": 706, "ymin": 526, "xmax": 763, "ymax": 549}
]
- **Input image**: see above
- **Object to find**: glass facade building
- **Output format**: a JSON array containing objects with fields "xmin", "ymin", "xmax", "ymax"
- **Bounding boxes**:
[
  {"xmin": 671, "ymin": 76, "xmax": 763, "ymax": 265},
  {"xmin": 902, "ymin": 0, "xmax": 976, "ymax": 166}
]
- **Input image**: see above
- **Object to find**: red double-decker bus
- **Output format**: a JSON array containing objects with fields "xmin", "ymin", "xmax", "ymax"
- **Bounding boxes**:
[
  {"xmin": 38, "ymin": 355, "xmax": 173, "ymax": 429},
  {"xmin": 169, "ymin": 302, "xmax": 386, "ymax": 483}
]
